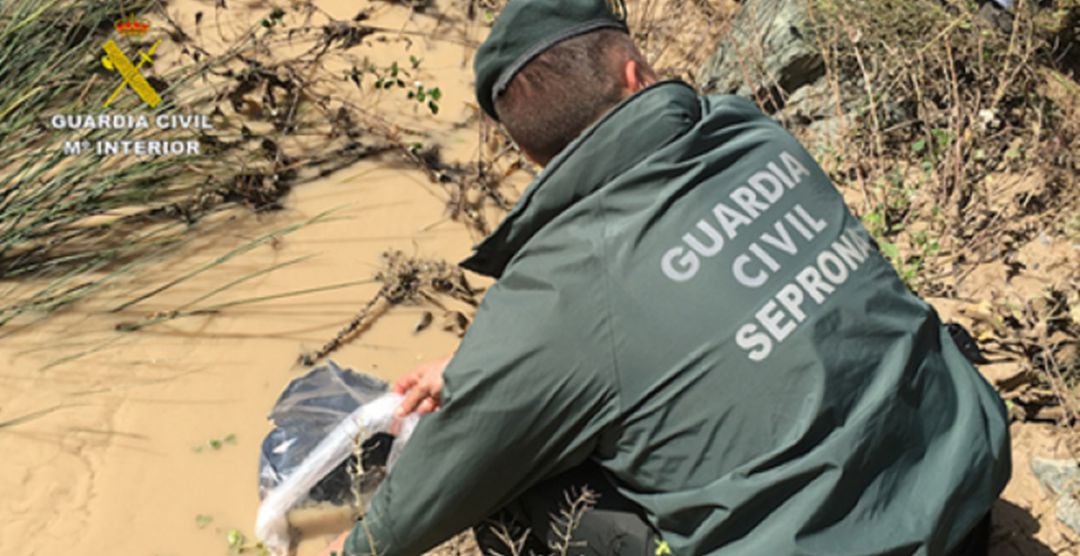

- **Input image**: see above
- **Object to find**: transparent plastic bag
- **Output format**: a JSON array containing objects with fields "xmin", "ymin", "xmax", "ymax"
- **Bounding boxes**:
[{"xmin": 255, "ymin": 362, "xmax": 418, "ymax": 555}]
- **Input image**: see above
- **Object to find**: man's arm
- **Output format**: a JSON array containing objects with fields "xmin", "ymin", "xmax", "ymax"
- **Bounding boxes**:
[{"xmin": 344, "ymin": 277, "xmax": 620, "ymax": 555}]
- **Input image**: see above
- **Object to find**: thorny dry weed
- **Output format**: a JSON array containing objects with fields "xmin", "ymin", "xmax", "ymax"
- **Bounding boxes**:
[
  {"xmin": 345, "ymin": 427, "xmax": 480, "ymax": 555},
  {"xmin": 484, "ymin": 486, "xmax": 599, "ymax": 556},
  {"xmin": 485, "ymin": 520, "xmax": 532, "ymax": 556},
  {"xmin": 300, "ymin": 250, "xmax": 479, "ymax": 366},
  {"xmin": 547, "ymin": 487, "xmax": 600, "ymax": 556}
]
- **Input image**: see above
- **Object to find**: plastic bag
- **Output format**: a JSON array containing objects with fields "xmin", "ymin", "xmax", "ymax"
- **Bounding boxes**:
[{"xmin": 255, "ymin": 362, "xmax": 419, "ymax": 555}]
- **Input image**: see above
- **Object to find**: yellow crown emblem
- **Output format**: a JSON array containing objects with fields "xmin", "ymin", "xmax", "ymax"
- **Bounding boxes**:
[{"xmin": 115, "ymin": 15, "xmax": 151, "ymax": 37}]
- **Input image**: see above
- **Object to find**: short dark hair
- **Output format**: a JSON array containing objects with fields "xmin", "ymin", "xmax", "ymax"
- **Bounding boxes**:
[{"xmin": 494, "ymin": 30, "xmax": 651, "ymax": 164}]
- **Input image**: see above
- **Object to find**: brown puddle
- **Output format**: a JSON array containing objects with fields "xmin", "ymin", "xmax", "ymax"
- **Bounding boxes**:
[{"xmin": 0, "ymin": 1, "xmax": 500, "ymax": 554}]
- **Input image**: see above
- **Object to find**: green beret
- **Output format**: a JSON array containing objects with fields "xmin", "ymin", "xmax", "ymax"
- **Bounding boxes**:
[{"xmin": 474, "ymin": 0, "xmax": 629, "ymax": 121}]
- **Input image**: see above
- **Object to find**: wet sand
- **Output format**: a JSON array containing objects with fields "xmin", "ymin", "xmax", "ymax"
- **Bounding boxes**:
[
  {"xmin": 0, "ymin": 1, "xmax": 491, "ymax": 554},
  {"xmin": 0, "ymin": 165, "xmax": 477, "ymax": 556}
]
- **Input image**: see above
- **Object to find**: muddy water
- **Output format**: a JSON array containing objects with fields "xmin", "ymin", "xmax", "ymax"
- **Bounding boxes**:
[{"xmin": 0, "ymin": 2, "xmax": 493, "ymax": 555}]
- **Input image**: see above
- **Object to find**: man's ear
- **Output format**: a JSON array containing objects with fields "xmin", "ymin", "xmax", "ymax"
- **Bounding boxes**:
[{"xmin": 623, "ymin": 59, "xmax": 655, "ymax": 94}]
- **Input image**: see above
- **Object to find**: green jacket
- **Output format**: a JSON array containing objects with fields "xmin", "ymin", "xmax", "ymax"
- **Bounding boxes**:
[{"xmin": 346, "ymin": 81, "xmax": 1010, "ymax": 556}]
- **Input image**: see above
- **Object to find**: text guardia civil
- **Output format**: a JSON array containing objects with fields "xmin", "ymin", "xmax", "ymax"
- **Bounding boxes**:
[
  {"xmin": 660, "ymin": 150, "xmax": 877, "ymax": 362},
  {"xmin": 50, "ymin": 113, "xmax": 212, "ymax": 157}
]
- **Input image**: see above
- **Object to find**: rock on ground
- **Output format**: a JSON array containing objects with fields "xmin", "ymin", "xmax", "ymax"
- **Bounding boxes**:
[
  {"xmin": 698, "ymin": 0, "xmax": 822, "ymax": 103},
  {"xmin": 1031, "ymin": 457, "xmax": 1080, "ymax": 537}
]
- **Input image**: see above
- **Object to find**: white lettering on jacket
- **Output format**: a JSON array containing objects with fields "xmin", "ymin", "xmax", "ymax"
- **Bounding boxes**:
[{"xmin": 660, "ymin": 150, "xmax": 811, "ymax": 283}]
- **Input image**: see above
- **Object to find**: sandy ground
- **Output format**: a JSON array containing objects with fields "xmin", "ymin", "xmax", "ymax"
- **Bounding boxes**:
[
  {"xmin": 0, "ymin": 1, "xmax": 1077, "ymax": 556},
  {"xmin": 0, "ymin": 153, "xmax": 481, "ymax": 555},
  {"xmin": 0, "ymin": 1, "xmax": 489, "ymax": 555}
]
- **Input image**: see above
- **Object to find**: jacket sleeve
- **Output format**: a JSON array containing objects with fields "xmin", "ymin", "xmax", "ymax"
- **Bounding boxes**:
[{"xmin": 344, "ymin": 269, "xmax": 621, "ymax": 555}]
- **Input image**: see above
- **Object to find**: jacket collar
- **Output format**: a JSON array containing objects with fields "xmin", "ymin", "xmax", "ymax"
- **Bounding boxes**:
[{"xmin": 461, "ymin": 80, "xmax": 701, "ymax": 277}]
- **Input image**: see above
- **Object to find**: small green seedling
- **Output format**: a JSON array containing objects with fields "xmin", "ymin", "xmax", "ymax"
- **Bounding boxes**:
[
  {"xmin": 193, "ymin": 433, "xmax": 238, "ymax": 453},
  {"xmin": 227, "ymin": 529, "xmax": 245, "ymax": 550},
  {"xmin": 407, "ymin": 83, "xmax": 442, "ymax": 114},
  {"xmin": 225, "ymin": 529, "xmax": 270, "ymax": 555}
]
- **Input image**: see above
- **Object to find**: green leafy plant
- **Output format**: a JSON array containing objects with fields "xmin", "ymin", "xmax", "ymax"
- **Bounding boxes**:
[
  {"xmin": 348, "ymin": 58, "xmax": 442, "ymax": 114},
  {"xmin": 406, "ymin": 82, "xmax": 442, "ymax": 114}
]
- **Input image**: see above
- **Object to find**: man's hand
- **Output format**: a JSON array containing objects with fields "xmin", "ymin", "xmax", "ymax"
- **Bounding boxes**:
[
  {"xmin": 319, "ymin": 531, "xmax": 348, "ymax": 556},
  {"xmin": 394, "ymin": 356, "xmax": 451, "ymax": 417}
]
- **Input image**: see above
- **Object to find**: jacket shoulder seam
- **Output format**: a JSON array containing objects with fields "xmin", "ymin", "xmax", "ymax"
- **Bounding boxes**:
[{"xmin": 590, "ymin": 196, "xmax": 626, "ymax": 414}]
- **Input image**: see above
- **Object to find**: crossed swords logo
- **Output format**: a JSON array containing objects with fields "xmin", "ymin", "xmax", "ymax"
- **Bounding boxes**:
[{"xmin": 101, "ymin": 38, "xmax": 162, "ymax": 108}]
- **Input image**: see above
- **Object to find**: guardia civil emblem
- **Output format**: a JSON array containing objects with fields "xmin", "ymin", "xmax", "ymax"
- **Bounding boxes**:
[{"xmin": 100, "ymin": 15, "xmax": 162, "ymax": 108}]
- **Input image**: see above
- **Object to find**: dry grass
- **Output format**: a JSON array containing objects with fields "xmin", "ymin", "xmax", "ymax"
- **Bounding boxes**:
[
  {"xmin": 792, "ymin": 0, "xmax": 1080, "ymax": 445},
  {"xmin": 628, "ymin": 0, "xmax": 737, "ymax": 82},
  {"xmin": 0, "ymin": 0, "xmax": 456, "ymax": 325}
]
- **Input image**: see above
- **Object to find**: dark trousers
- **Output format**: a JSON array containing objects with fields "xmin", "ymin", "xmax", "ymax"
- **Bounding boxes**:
[{"xmin": 475, "ymin": 462, "xmax": 991, "ymax": 556}]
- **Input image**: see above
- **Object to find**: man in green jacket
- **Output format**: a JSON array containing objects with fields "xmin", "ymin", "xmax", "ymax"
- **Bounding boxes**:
[{"xmin": 326, "ymin": 1, "xmax": 1011, "ymax": 554}]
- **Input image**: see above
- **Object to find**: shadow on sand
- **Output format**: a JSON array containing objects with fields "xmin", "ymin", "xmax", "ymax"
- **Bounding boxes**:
[{"xmin": 990, "ymin": 499, "xmax": 1061, "ymax": 556}]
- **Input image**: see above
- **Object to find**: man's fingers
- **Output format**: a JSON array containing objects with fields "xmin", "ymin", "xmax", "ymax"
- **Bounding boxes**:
[
  {"xmin": 397, "ymin": 390, "xmax": 420, "ymax": 416},
  {"xmin": 394, "ymin": 356, "xmax": 449, "ymax": 414},
  {"xmin": 397, "ymin": 385, "xmax": 429, "ymax": 417},
  {"xmin": 393, "ymin": 372, "xmax": 419, "ymax": 394},
  {"xmin": 417, "ymin": 397, "xmax": 438, "ymax": 415}
]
